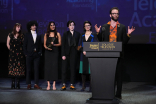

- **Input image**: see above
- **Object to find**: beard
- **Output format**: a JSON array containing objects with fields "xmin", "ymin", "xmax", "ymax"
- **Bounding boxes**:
[{"xmin": 111, "ymin": 16, "xmax": 118, "ymax": 22}]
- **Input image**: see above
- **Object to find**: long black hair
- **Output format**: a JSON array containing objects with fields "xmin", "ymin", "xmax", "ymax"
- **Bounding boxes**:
[{"xmin": 46, "ymin": 21, "xmax": 57, "ymax": 38}]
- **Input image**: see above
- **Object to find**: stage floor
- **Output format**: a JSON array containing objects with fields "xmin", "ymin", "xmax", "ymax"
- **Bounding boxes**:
[{"xmin": 0, "ymin": 78, "xmax": 156, "ymax": 104}]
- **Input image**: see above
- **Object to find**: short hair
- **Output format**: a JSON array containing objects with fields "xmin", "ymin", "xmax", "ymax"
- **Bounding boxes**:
[
  {"xmin": 27, "ymin": 20, "xmax": 38, "ymax": 32},
  {"xmin": 110, "ymin": 7, "xmax": 119, "ymax": 14},
  {"xmin": 83, "ymin": 21, "xmax": 92, "ymax": 32},
  {"xmin": 67, "ymin": 20, "xmax": 75, "ymax": 27}
]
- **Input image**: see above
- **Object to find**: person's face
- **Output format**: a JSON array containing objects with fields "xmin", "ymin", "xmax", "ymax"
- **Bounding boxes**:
[
  {"xmin": 68, "ymin": 22, "xmax": 75, "ymax": 31},
  {"xmin": 30, "ymin": 24, "xmax": 37, "ymax": 31},
  {"xmin": 50, "ymin": 23, "xmax": 55, "ymax": 30},
  {"xmin": 110, "ymin": 9, "xmax": 119, "ymax": 22},
  {"xmin": 16, "ymin": 25, "xmax": 21, "ymax": 33},
  {"xmin": 84, "ymin": 23, "xmax": 91, "ymax": 31}
]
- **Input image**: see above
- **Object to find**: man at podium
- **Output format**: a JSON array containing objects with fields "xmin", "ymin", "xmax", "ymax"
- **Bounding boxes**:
[{"xmin": 94, "ymin": 7, "xmax": 135, "ymax": 99}]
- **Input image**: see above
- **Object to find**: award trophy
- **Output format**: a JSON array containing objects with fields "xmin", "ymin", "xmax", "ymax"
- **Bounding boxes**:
[{"xmin": 47, "ymin": 37, "xmax": 55, "ymax": 49}]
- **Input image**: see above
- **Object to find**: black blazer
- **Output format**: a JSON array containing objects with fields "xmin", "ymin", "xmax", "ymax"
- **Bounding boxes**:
[
  {"xmin": 23, "ymin": 32, "xmax": 42, "ymax": 56},
  {"xmin": 61, "ymin": 31, "xmax": 81, "ymax": 56},
  {"xmin": 97, "ymin": 23, "xmax": 130, "ymax": 58},
  {"xmin": 98, "ymin": 23, "xmax": 130, "ymax": 44}
]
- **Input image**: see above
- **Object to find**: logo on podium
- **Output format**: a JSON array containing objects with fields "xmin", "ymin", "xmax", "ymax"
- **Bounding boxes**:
[{"xmin": 100, "ymin": 43, "xmax": 115, "ymax": 50}]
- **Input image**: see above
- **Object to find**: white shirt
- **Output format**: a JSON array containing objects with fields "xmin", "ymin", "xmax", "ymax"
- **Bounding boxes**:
[{"xmin": 31, "ymin": 30, "xmax": 37, "ymax": 43}]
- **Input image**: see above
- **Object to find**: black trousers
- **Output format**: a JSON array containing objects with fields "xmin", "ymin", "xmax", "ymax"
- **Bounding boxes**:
[
  {"xmin": 115, "ymin": 58, "xmax": 124, "ymax": 96},
  {"xmin": 26, "ymin": 53, "xmax": 40, "ymax": 84},
  {"xmin": 62, "ymin": 47, "xmax": 77, "ymax": 84}
]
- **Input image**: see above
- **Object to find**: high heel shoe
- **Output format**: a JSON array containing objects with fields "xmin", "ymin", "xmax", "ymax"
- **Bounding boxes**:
[
  {"xmin": 52, "ymin": 85, "xmax": 57, "ymax": 90},
  {"xmin": 46, "ymin": 85, "xmax": 51, "ymax": 90}
]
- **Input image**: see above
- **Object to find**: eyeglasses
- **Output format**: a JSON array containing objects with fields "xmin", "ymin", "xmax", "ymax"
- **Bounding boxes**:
[
  {"xmin": 111, "ymin": 13, "xmax": 119, "ymax": 15},
  {"xmin": 85, "ymin": 25, "xmax": 91, "ymax": 27},
  {"xmin": 50, "ymin": 25, "xmax": 55, "ymax": 26}
]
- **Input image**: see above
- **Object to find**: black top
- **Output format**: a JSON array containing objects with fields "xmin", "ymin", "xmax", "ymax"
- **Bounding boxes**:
[
  {"xmin": 61, "ymin": 31, "xmax": 81, "ymax": 56},
  {"xmin": 23, "ymin": 32, "xmax": 42, "ymax": 56},
  {"xmin": 70, "ymin": 33, "xmax": 76, "ymax": 47}
]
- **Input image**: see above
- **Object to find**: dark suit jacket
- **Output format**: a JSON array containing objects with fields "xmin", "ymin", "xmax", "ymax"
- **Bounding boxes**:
[
  {"xmin": 23, "ymin": 32, "xmax": 42, "ymax": 56},
  {"xmin": 61, "ymin": 31, "xmax": 81, "ymax": 56},
  {"xmin": 97, "ymin": 23, "xmax": 130, "ymax": 58}
]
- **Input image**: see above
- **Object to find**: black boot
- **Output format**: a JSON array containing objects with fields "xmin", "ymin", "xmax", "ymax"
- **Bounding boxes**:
[
  {"xmin": 16, "ymin": 78, "xmax": 20, "ymax": 89},
  {"xmin": 80, "ymin": 74, "xmax": 86, "ymax": 91},
  {"xmin": 11, "ymin": 78, "xmax": 15, "ymax": 89},
  {"xmin": 88, "ymin": 75, "xmax": 92, "ymax": 92}
]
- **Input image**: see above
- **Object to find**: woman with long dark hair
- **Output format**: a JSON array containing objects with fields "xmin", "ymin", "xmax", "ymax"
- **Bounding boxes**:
[
  {"xmin": 78, "ymin": 21, "xmax": 98, "ymax": 92},
  {"xmin": 6, "ymin": 23, "xmax": 25, "ymax": 89},
  {"xmin": 44, "ymin": 21, "xmax": 61, "ymax": 90}
]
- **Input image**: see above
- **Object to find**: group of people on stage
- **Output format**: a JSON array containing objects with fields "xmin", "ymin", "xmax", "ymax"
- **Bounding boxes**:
[{"xmin": 6, "ymin": 7, "xmax": 135, "ymax": 99}]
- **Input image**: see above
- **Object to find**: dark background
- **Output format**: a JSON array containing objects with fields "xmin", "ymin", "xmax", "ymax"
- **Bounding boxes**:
[{"xmin": 0, "ymin": 0, "xmax": 156, "ymax": 82}]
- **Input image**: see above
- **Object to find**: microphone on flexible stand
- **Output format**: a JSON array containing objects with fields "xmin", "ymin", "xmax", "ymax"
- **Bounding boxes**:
[{"xmin": 102, "ymin": 26, "xmax": 105, "ymax": 41}]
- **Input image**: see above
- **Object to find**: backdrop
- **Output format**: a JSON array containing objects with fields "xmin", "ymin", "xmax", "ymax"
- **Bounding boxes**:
[{"xmin": 0, "ymin": 0, "xmax": 156, "ymax": 43}]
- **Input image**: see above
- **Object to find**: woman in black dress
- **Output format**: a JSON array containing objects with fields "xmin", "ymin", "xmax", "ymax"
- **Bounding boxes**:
[
  {"xmin": 6, "ymin": 23, "xmax": 25, "ymax": 89},
  {"xmin": 44, "ymin": 21, "xmax": 61, "ymax": 90},
  {"xmin": 78, "ymin": 21, "xmax": 98, "ymax": 91}
]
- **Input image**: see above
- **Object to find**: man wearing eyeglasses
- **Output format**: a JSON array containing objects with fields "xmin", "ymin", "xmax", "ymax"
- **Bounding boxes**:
[{"xmin": 94, "ymin": 7, "xmax": 135, "ymax": 99}]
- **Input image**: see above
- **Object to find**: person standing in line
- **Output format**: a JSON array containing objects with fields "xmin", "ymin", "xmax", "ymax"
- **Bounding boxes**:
[
  {"xmin": 7, "ymin": 23, "xmax": 25, "ymax": 89},
  {"xmin": 78, "ymin": 21, "xmax": 98, "ymax": 92},
  {"xmin": 61, "ymin": 20, "xmax": 81, "ymax": 91},
  {"xmin": 23, "ymin": 21, "xmax": 42, "ymax": 90},
  {"xmin": 44, "ymin": 21, "xmax": 61, "ymax": 90}
]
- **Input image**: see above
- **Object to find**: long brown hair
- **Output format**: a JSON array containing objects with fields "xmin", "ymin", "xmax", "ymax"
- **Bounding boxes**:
[
  {"xmin": 12, "ymin": 23, "xmax": 22, "ymax": 38},
  {"xmin": 46, "ymin": 21, "xmax": 57, "ymax": 38}
]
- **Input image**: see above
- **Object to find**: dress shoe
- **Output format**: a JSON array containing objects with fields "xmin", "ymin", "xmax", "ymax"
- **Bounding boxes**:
[
  {"xmin": 34, "ymin": 84, "xmax": 42, "ymax": 89},
  {"xmin": 61, "ymin": 85, "xmax": 66, "ymax": 91},
  {"xmin": 27, "ymin": 84, "xmax": 31, "ymax": 90},
  {"xmin": 70, "ymin": 85, "xmax": 76, "ymax": 90}
]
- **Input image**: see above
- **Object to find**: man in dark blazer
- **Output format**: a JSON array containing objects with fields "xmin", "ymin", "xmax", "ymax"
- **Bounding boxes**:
[
  {"xmin": 95, "ymin": 7, "xmax": 135, "ymax": 99},
  {"xmin": 23, "ymin": 21, "xmax": 42, "ymax": 90},
  {"xmin": 61, "ymin": 20, "xmax": 81, "ymax": 90}
]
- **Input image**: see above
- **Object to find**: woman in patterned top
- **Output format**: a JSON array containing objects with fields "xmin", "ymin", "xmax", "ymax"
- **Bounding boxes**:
[{"xmin": 6, "ymin": 23, "xmax": 25, "ymax": 89}]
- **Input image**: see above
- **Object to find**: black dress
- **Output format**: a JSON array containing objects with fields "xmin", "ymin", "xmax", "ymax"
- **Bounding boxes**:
[
  {"xmin": 8, "ymin": 33, "xmax": 25, "ymax": 78},
  {"xmin": 44, "ymin": 37, "xmax": 59, "ymax": 81}
]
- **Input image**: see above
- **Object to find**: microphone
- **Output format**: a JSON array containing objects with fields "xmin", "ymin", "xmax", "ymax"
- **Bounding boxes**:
[
  {"xmin": 102, "ymin": 26, "xmax": 105, "ymax": 41},
  {"xmin": 102, "ymin": 27, "xmax": 105, "ymax": 31}
]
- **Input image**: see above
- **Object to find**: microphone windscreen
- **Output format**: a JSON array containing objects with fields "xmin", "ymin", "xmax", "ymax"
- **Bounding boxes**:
[{"xmin": 102, "ymin": 27, "xmax": 105, "ymax": 31}]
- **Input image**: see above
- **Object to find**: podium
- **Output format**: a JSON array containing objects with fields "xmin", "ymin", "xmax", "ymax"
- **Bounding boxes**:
[{"xmin": 83, "ymin": 42, "xmax": 122, "ymax": 104}]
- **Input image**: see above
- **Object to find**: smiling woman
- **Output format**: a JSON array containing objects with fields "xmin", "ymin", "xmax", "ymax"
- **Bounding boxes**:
[{"xmin": 44, "ymin": 21, "xmax": 61, "ymax": 90}]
